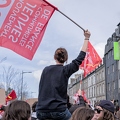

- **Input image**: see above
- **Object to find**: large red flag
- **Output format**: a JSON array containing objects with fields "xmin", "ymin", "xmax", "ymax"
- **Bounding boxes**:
[
  {"xmin": 6, "ymin": 90, "xmax": 17, "ymax": 101},
  {"xmin": 80, "ymin": 41, "xmax": 102, "ymax": 77},
  {"xmin": 0, "ymin": 0, "xmax": 57, "ymax": 60}
]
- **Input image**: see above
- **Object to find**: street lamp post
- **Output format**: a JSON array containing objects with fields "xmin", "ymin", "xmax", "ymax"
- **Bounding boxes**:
[{"xmin": 21, "ymin": 71, "xmax": 32, "ymax": 100}]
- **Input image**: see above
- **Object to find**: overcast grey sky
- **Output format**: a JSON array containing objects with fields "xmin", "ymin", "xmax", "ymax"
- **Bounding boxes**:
[{"xmin": 0, "ymin": 0, "xmax": 120, "ymax": 98}]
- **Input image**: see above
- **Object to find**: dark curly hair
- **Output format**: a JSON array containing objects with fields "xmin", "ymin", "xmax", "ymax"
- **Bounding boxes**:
[{"xmin": 54, "ymin": 47, "xmax": 68, "ymax": 63}]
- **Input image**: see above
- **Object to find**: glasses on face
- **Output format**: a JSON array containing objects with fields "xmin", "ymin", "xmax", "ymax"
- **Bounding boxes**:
[{"xmin": 94, "ymin": 108, "xmax": 103, "ymax": 114}]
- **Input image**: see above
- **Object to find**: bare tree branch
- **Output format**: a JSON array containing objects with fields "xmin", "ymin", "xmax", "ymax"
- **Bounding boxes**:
[{"xmin": 1, "ymin": 66, "xmax": 30, "ymax": 99}]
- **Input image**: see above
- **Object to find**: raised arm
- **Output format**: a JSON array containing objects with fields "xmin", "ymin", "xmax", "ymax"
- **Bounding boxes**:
[{"xmin": 81, "ymin": 30, "xmax": 91, "ymax": 52}]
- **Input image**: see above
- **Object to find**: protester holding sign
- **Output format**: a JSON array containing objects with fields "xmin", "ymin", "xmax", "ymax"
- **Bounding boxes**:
[{"xmin": 36, "ymin": 30, "xmax": 91, "ymax": 120}]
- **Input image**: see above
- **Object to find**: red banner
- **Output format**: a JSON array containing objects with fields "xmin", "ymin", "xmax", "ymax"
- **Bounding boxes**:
[
  {"xmin": 0, "ymin": 0, "xmax": 56, "ymax": 60},
  {"xmin": 80, "ymin": 41, "xmax": 102, "ymax": 77}
]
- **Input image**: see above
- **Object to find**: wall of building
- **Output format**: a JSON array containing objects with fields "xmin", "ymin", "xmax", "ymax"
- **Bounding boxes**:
[
  {"xmin": 104, "ymin": 24, "xmax": 120, "ymax": 104},
  {"xmin": 0, "ymin": 89, "xmax": 6, "ymax": 105},
  {"xmin": 68, "ymin": 63, "xmax": 106, "ymax": 106}
]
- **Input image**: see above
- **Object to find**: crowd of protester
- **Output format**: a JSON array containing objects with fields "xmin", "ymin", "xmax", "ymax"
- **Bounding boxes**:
[
  {"xmin": 0, "ymin": 97, "xmax": 120, "ymax": 120},
  {"xmin": 0, "ymin": 30, "xmax": 120, "ymax": 120}
]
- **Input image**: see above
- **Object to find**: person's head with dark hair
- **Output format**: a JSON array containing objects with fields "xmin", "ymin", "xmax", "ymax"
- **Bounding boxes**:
[
  {"xmin": 78, "ymin": 95, "xmax": 86, "ymax": 105},
  {"xmin": 115, "ymin": 106, "xmax": 119, "ymax": 112},
  {"xmin": 2, "ymin": 100, "xmax": 31, "ymax": 120},
  {"xmin": 31, "ymin": 101, "xmax": 38, "ymax": 120},
  {"xmin": 70, "ymin": 107, "xmax": 97, "ymax": 120},
  {"xmin": 54, "ymin": 47, "xmax": 68, "ymax": 64},
  {"xmin": 69, "ymin": 95, "xmax": 90, "ymax": 115},
  {"xmin": 32, "ymin": 101, "xmax": 38, "ymax": 112},
  {"xmin": 0, "ymin": 105, "xmax": 6, "ymax": 111}
]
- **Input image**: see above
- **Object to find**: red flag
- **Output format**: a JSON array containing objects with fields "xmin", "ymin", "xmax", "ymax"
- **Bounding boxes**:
[
  {"xmin": 0, "ymin": 0, "xmax": 57, "ymax": 60},
  {"xmin": 6, "ymin": 90, "xmax": 17, "ymax": 101},
  {"xmin": 80, "ymin": 41, "xmax": 102, "ymax": 77}
]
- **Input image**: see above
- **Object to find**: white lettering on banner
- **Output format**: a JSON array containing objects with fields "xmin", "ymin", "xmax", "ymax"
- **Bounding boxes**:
[
  {"xmin": 41, "ymin": 9, "xmax": 51, "ymax": 20},
  {"xmin": 23, "ymin": 3, "xmax": 37, "ymax": 15},
  {"xmin": 10, "ymin": 28, "xmax": 21, "ymax": 42},
  {"xmin": 16, "ymin": 1, "xmax": 24, "ymax": 8},
  {"xmin": 1, "ymin": 1, "xmax": 37, "ymax": 41},
  {"xmin": 8, "ymin": 3, "xmax": 37, "ymax": 42},
  {"xmin": 0, "ymin": 0, "xmax": 15, "ymax": 29},
  {"xmin": 24, "ymin": 9, "xmax": 51, "ymax": 50},
  {"xmin": 1, "ymin": 0, "xmax": 24, "ymax": 37},
  {"xmin": 25, "ymin": 22, "xmax": 44, "ymax": 50},
  {"xmin": 19, "ymin": 7, "xmax": 42, "ymax": 47},
  {"xmin": 1, "ymin": 0, "xmax": 53, "ymax": 51},
  {"xmin": 15, "ymin": 21, "xmax": 25, "ymax": 31},
  {"xmin": 0, "ymin": 0, "xmax": 12, "ymax": 8}
]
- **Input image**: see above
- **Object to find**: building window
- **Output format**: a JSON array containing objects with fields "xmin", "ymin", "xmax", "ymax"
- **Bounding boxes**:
[
  {"xmin": 119, "ymin": 71, "xmax": 120, "ymax": 79},
  {"xmin": 110, "ymin": 51, "xmax": 111, "ymax": 57},
  {"xmin": 111, "ymin": 49, "xmax": 113, "ymax": 56},
  {"xmin": 97, "ymin": 85, "xmax": 99, "ymax": 96},
  {"xmin": 119, "ymin": 79, "xmax": 120, "ymax": 88},
  {"xmin": 102, "ymin": 83, "xmax": 104, "ymax": 94},
  {"xmin": 91, "ymin": 76, "xmax": 93, "ymax": 85},
  {"xmin": 97, "ymin": 74, "xmax": 99, "ymax": 81},
  {"xmin": 113, "ymin": 81, "xmax": 115, "ymax": 89},
  {"xmin": 108, "ymin": 67, "xmax": 110, "ymax": 74},
  {"xmin": 92, "ymin": 87, "xmax": 93, "ymax": 97},
  {"xmin": 108, "ymin": 52, "xmax": 109, "ymax": 59},
  {"xmin": 108, "ymin": 83, "xmax": 110, "ymax": 91},
  {"xmin": 118, "ymin": 61, "xmax": 120, "ymax": 70},
  {"xmin": 96, "ymin": 85, "xmax": 98, "ymax": 96},
  {"xmin": 88, "ymin": 88, "xmax": 89, "ymax": 98},
  {"xmin": 94, "ymin": 86, "xmax": 96, "ymax": 96},
  {"xmin": 100, "ymin": 84, "xmax": 101, "ymax": 95},
  {"xmin": 102, "ymin": 71, "xmax": 104, "ymax": 78},
  {"xmin": 99, "ymin": 72, "xmax": 101, "ymax": 80},
  {"xmin": 112, "ymin": 64, "xmax": 114, "ymax": 72},
  {"xmin": 89, "ymin": 88, "xmax": 90, "ymax": 98}
]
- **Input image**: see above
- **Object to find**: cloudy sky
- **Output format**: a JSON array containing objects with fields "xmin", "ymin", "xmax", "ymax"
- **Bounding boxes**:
[{"xmin": 0, "ymin": 0, "xmax": 120, "ymax": 98}]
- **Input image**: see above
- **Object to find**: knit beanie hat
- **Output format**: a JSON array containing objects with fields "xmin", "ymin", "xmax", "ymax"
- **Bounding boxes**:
[{"xmin": 98, "ymin": 100, "xmax": 114, "ymax": 114}]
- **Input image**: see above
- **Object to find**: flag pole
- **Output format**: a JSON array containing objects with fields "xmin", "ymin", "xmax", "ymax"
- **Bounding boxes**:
[
  {"xmin": 57, "ymin": 9, "xmax": 85, "ymax": 32},
  {"xmin": 43, "ymin": 0, "xmax": 85, "ymax": 32},
  {"xmin": 79, "ymin": 74, "xmax": 83, "ymax": 95}
]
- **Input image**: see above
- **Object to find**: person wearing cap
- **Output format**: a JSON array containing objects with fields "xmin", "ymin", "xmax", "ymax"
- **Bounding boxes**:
[{"xmin": 94, "ymin": 100, "xmax": 115, "ymax": 120}]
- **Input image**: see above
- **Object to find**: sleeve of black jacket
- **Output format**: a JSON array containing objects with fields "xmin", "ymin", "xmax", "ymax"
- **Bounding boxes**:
[{"xmin": 64, "ymin": 51, "xmax": 86, "ymax": 78}]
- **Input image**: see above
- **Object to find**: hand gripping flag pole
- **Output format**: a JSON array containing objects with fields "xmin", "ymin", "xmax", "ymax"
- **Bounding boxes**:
[{"xmin": 43, "ymin": 0, "xmax": 85, "ymax": 32}]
